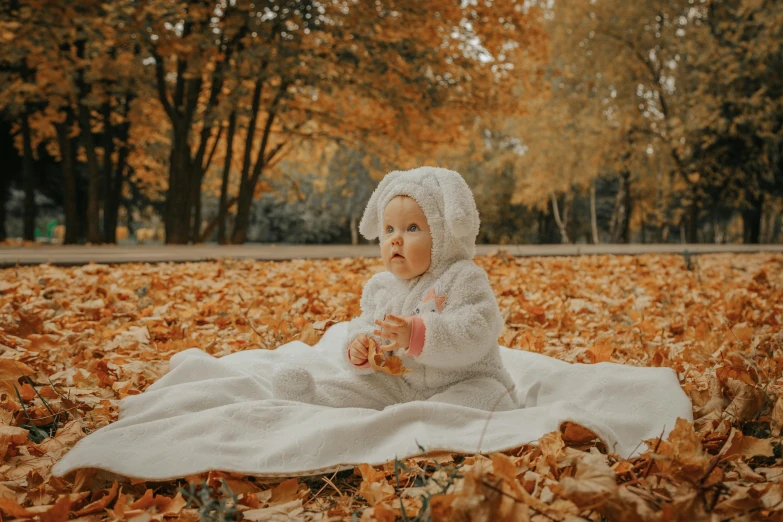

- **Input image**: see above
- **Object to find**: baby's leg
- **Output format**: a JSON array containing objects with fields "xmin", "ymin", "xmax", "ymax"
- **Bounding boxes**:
[
  {"xmin": 426, "ymin": 377, "xmax": 517, "ymax": 412},
  {"xmin": 273, "ymin": 365, "xmax": 411, "ymax": 410}
]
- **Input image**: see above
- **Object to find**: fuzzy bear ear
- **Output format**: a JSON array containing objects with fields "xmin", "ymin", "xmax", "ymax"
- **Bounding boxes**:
[
  {"xmin": 359, "ymin": 170, "xmax": 404, "ymax": 240},
  {"xmin": 435, "ymin": 170, "xmax": 480, "ymax": 238}
]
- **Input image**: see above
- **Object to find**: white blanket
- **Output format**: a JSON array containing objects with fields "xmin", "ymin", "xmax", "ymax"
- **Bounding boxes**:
[{"xmin": 52, "ymin": 322, "xmax": 692, "ymax": 480}]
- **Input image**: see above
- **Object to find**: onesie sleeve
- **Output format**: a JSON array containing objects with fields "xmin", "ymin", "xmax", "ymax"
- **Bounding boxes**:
[
  {"xmin": 404, "ymin": 264, "xmax": 504, "ymax": 369},
  {"xmin": 343, "ymin": 271, "xmax": 391, "ymax": 375}
]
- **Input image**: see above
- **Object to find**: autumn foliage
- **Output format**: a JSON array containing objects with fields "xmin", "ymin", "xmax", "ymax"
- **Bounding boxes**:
[
  {"xmin": 3, "ymin": 0, "xmax": 780, "ymax": 246},
  {"xmin": 0, "ymin": 0, "xmax": 547, "ymax": 245},
  {"xmin": 1, "ymin": 252, "xmax": 782, "ymax": 520}
]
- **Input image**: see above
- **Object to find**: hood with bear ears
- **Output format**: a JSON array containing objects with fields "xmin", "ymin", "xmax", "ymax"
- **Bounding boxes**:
[{"xmin": 358, "ymin": 166, "xmax": 480, "ymax": 283}]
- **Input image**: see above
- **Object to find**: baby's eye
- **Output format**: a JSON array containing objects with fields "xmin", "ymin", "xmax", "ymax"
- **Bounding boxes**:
[
  {"xmin": 386, "ymin": 226, "xmax": 393, "ymax": 233},
  {"xmin": 409, "ymin": 224, "xmax": 419, "ymax": 232}
]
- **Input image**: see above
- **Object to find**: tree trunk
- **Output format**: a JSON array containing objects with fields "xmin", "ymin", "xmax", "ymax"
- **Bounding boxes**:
[
  {"xmin": 232, "ymin": 179, "xmax": 254, "ymax": 244},
  {"xmin": 537, "ymin": 208, "xmax": 558, "ymax": 244},
  {"xmin": 763, "ymin": 210, "xmax": 778, "ymax": 243},
  {"xmin": 101, "ymin": 99, "xmax": 116, "ymax": 243},
  {"xmin": 152, "ymin": 21, "xmax": 204, "ymax": 244},
  {"xmin": 609, "ymin": 170, "xmax": 631, "ymax": 243},
  {"xmin": 101, "ymin": 92, "xmax": 132, "ymax": 244},
  {"xmin": 772, "ymin": 210, "xmax": 782, "ymax": 243},
  {"xmin": 590, "ymin": 180, "xmax": 599, "ymax": 244},
  {"xmin": 231, "ymin": 77, "xmax": 264, "ymax": 245},
  {"xmin": 712, "ymin": 217, "xmax": 721, "ymax": 244},
  {"xmin": 686, "ymin": 197, "xmax": 700, "ymax": 243},
  {"xmin": 189, "ymin": 124, "xmax": 223, "ymax": 243},
  {"xmin": 55, "ymin": 107, "xmax": 80, "ymax": 244},
  {"xmin": 232, "ymin": 76, "xmax": 289, "ymax": 245},
  {"xmin": 190, "ymin": 181, "xmax": 203, "ymax": 243},
  {"xmin": 0, "ymin": 156, "xmax": 8, "ymax": 241},
  {"xmin": 165, "ymin": 121, "xmax": 193, "ymax": 244},
  {"xmin": 741, "ymin": 194, "xmax": 764, "ymax": 244},
  {"xmin": 22, "ymin": 106, "xmax": 36, "ymax": 241},
  {"xmin": 78, "ymin": 102, "xmax": 103, "ymax": 244},
  {"xmin": 549, "ymin": 192, "xmax": 571, "ymax": 244},
  {"xmin": 217, "ymin": 111, "xmax": 237, "ymax": 244},
  {"xmin": 350, "ymin": 213, "xmax": 358, "ymax": 245},
  {"xmin": 202, "ymin": 195, "xmax": 238, "ymax": 243},
  {"xmin": 108, "ymin": 97, "xmax": 132, "ymax": 242},
  {"xmin": 74, "ymin": 36, "xmax": 102, "ymax": 244}
]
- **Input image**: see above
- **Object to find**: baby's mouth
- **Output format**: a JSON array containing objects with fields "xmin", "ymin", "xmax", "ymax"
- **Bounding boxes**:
[{"xmin": 392, "ymin": 253, "xmax": 405, "ymax": 260}]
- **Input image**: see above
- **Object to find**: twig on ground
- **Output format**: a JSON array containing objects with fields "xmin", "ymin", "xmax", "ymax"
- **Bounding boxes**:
[
  {"xmin": 642, "ymin": 425, "xmax": 666, "ymax": 479},
  {"xmin": 304, "ymin": 470, "xmax": 339, "ymax": 507},
  {"xmin": 322, "ymin": 474, "xmax": 346, "ymax": 498}
]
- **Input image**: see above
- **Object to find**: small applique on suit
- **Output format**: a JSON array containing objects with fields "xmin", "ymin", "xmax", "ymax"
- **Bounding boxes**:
[{"xmin": 415, "ymin": 282, "xmax": 447, "ymax": 314}]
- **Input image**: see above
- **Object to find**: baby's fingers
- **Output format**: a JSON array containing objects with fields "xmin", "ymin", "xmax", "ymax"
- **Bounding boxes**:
[
  {"xmin": 357, "ymin": 335, "xmax": 371, "ymax": 349},
  {"xmin": 374, "ymin": 319, "xmax": 402, "ymax": 334},
  {"xmin": 386, "ymin": 314, "xmax": 407, "ymax": 326},
  {"xmin": 379, "ymin": 340, "xmax": 399, "ymax": 352}
]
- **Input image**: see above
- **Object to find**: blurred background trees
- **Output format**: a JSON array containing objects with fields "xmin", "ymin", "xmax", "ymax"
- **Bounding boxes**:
[{"xmin": 0, "ymin": 0, "xmax": 781, "ymax": 245}]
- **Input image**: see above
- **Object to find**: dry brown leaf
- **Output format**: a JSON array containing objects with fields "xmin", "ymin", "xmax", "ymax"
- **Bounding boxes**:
[
  {"xmin": 561, "ymin": 422, "xmax": 600, "ymax": 444},
  {"xmin": 719, "ymin": 428, "xmax": 775, "ymax": 459},
  {"xmin": 73, "ymin": 480, "xmax": 119, "ymax": 516},
  {"xmin": 0, "ymin": 425, "xmax": 30, "ymax": 460},
  {"xmin": 0, "ymin": 359, "xmax": 35, "ymax": 398},
  {"xmin": 585, "ymin": 338, "xmax": 613, "ymax": 363},
  {"xmin": 725, "ymin": 377, "xmax": 766, "ymax": 422},
  {"xmin": 557, "ymin": 452, "xmax": 617, "ymax": 510},
  {"xmin": 731, "ymin": 324, "xmax": 754, "ymax": 344},
  {"xmin": 357, "ymin": 464, "xmax": 394, "ymax": 506},
  {"xmin": 367, "ymin": 336, "xmax": 412, "ymax": 376},
  {"xmin": 2, "ymin": 253, "xmax": 783, "ymax": 519},
  {"xmin": 269, "ymin": 478, "xmax": 301, "ymax": 505},
  {"xmin": 242, "ymin": 498, "xmax": 304, "ymax": 521}
]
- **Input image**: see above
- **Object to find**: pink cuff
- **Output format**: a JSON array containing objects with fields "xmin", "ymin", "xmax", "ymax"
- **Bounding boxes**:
[
  {"xmin": 406, "ymin": 316, "xmax": 426, "ymax": 357},
  {"xmin": 347, "ymin": 345, "xmax": 371, "ymax": 368}
]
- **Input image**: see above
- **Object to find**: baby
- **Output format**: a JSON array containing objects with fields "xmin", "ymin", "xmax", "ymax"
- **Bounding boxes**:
[{"xmin": 272, "ymin": 166, "xmax": 517, "ymax": 412}]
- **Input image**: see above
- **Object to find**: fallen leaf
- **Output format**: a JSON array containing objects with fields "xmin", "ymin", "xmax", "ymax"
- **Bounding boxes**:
[
  {"xmin": 557, "ymin": 452, "xmax": 617, "ymax": 510},
  {"xmin": 367, "ymin": 336, "xmax": 412, "ymax": 376}
]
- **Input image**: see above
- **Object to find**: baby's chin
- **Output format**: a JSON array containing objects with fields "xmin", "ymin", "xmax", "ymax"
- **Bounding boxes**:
[{"xmin": 386, "ymin": 260, "xmax": 428, "ymax": 280}]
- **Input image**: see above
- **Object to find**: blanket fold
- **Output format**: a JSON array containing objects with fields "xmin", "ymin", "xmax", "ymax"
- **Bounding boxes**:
[{"xmin": 51, "ymin": 322, "xmax": 692, "ymax": 480}]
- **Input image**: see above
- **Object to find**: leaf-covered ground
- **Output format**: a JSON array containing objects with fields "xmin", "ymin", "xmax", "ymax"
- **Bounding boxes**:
[{"xmin": 1, "ymin": 252, "xmax": 782, "ymax": 521}]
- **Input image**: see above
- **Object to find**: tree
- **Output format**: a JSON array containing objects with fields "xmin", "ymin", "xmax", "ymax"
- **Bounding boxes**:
[
  {"xmin": 690, "ymin": 0, "xmax": 783, "ymax": 243},
  {"xmin": 0, "ymin": 0, "xmax": 145, "ymax": 244},
  {"xmin": 122, "ymin": 0, "xmax": 547, "ymax": 244}
]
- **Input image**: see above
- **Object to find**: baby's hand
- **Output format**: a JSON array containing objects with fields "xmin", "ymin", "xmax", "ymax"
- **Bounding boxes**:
[
  {"xmin": 348, "ymin": 334, "xmax": 371, "ymax": 366},
  {"xmin": 374, "ymin": 314, "xmax": 412, "ymax": 351}
]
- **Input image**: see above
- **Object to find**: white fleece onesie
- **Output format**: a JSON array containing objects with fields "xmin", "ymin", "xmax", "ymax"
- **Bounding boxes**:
[{"xmin": 272, "ymin": 166, "xmax": 518, "ymax": 412}]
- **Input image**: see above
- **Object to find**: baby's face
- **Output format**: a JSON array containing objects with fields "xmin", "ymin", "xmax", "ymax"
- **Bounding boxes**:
[{"xmin": 381, "ymin": 196, "xmax": 432, "ymax": 279}]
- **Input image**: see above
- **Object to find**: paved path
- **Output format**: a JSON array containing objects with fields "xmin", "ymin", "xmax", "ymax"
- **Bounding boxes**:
[{"xmin": 1, "ymin": 243, "xmax": 782, "ymax": 267}]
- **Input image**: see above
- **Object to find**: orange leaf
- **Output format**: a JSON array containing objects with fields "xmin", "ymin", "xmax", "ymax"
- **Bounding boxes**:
[
  {"xmin": 269, "ymin": 478, "xmax": 300, "ymax": 505},
  {"xmin": 586, "ymin": 339, "xmax": 613, "ymax": 363},
  {"xmin": 561, "ymin": 422, "xmax": 599, "ymax": 444},
  {"xmin": 74, "ymin": 481, "xmax": 119, "ymax": 516},
  {"xmin": 731, "ymin": 324, "xmax": 754, "ymax": 344},
  {"xmin": 367, "ymin": 337, "xmax": 412, "ymax": 376}
]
